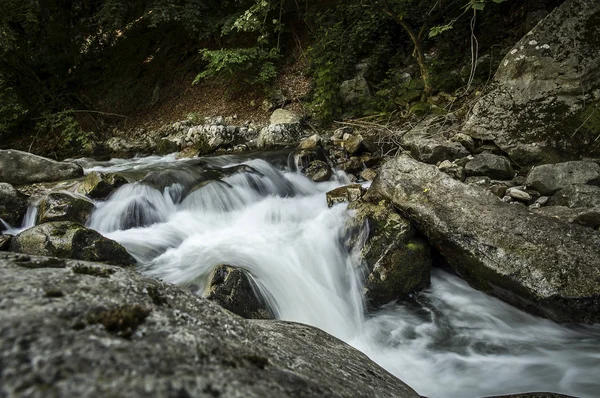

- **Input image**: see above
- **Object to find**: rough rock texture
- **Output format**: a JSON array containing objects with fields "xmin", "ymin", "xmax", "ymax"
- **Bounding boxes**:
[
  {"xmin": 326, "ymin": 184, "xmax": 365, "ymax": 207},
  {"xmin": 371, "ymin": 155, "xmax": 600, "ymax": 323},
  {"xmin": 257, "ymin": 124, "xmax": 302, "ymax": 148},
  {"xmin": 105, "ymin": 137, "xmax": 150, "ymax": 158},
  {"xmin": 525, "ymin": 161, "xmax": 600, "ymax": 195},
  {"xmin": 487, "ymin": 393, "xmax": 576, "ymax": 398},
  {"xmin": 463, "ymin": 0, "xmax": 600, "ymax": 165},
  {"xmin": 0, "ymin": 182, "xmax": 29, "ymax": 227},
  {"xmin": 341, "ymin": 134, "xmax": 365, "ymax": 156},
  {"xmin": 533, "ymin": 206, "xmax": 600, "ymax": 229},
  {"xmin": 269, "ymin": 109, "xmax": 300, "ymax": 125},
  {"xmin": 465, "ymin": 153, "xmax": 514, "ymax": 180},
  {"xmin": 10, "ymin": 221, "xmax": 135, "ymax": 266},
  {"xmin": 303, "ymin": 160, "xmax": 332, "ymax": 183},
  {"xmin": 402, "ymin": 118, "xmax": 470, "ymax": 164},
  {"xmin": 346, "ymin": 200, "xmax": 431, "ymax": 309},
  {"xmin": 37, "ymin": 192, "xmax": 95, "ymax": 224},
  {"xmin": 0, "ymin": 149, "xmax": 83, "ymax": 185},
  {"xmin": 548, "ymin": 184, "xmax": 600, "ymax": 208},
  {"xmin": 205, "ymin": 265, "xmax": 275, "ymax": 319},
  {"xmin": 0, "ymin": 253, "xmax": 419, "ymax": 398},
  {"xmin": 77, "ymin": 172, "xmax": 129, "ymax": 199},
  {"xmin": 438, "ymin": 160, "xmax": 466, "ymax": 181}
]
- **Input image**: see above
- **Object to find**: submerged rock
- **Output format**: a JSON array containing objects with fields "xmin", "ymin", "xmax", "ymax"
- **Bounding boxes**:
[
  {"xmin": 371, "ymin": 155, "xmax": 600, "ymax": 324},
  {"xmin": 77, "ymin": 171, "xmax": 128, "ymax": 199},
  {"xmin": 205, "ymin": 265, "xmax": 275, "ymax": 319},
  {"xmin": 37, "ymin": 192, "xmax": 95, "ymax": 224},
  {"xmin": 0, "ymin": 182, "xmax": 29, "ymax": 228},
  {"xmin": 525, "ymin": 161, "xmax": 600, "ymax": 195},
  {"xmin": 10, "ymin": 221, "xmax": 135, "ymax": 266},
  {"xmin": 346, "ymin": 200, "xmax": 431, "ymax": 309},
  {"xmin": 0, "ymin": 253, "xmax": 419, "ymax": 398},
  {"xmin": 0, "ymin": 149, "xmax": 83, "ymax": 185}
]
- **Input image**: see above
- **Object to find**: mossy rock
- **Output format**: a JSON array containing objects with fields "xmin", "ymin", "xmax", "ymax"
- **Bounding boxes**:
[
  {"xmin": 77, "ymin": 172, "xmax": 128, "ymax": 200},
  {"xmin": 37, "ymin": 192, "xmax": 95, "ymax": 224}
]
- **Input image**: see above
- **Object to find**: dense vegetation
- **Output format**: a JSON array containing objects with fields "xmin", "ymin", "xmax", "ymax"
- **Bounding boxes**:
[{"xmin": 0, "ymin": 0, "xmax": 560, "ymax": 151}]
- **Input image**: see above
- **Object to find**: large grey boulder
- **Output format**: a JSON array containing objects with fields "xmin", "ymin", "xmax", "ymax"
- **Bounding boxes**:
[
  {"xmin": 402, "ymin": 118, "xmax": 470, "ymax": 164},
  {"xmin": 526, "ymin": 161, "xmax": 600, "ymax": 195},
  {"xmin": 37, "ymin": 192, "xmax": 95, "ymax": 224},
  {"xmin": 0, "ymin": 149, "xmax": 83, "ymax": 185},
  {"xmin": 0, "ymin": 182, "xmax": 29, "ymax": 228},
  {"xmin": 10, "ymin": 221, "xmax": 135, "ymax": 266},
  {"xmin": 371, "ymin": 155, "xmax": 600, "ymax": 323},
  {"xmin": 346, "ymin": 200, "xmax": 431, "ymax": 309},
  {"xmin": 205, "ymin": 265, "xmax": 276, "ymax": 319},
  {"xmin": 463, "ymin": 0, "xmax": 600, "ymax": 165},
  {"xmin": 548, "ymin": 184, "xmax": 600, "ymax": 208},
  {"xmin": 0, "ymin": 253, "xmax": 419, "ymax": 398},
  {"xmin": 465, "ymin": 153, "xmax": 514, "ymax": 180}
]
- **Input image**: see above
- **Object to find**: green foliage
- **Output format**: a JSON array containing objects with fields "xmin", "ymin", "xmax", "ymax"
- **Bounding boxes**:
[{"xmin": 35, "ymin": 111, "xmax": 92, "ymax": 151}]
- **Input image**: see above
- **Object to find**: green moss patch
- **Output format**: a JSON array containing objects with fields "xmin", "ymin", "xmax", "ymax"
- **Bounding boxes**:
[{"xmin": 86, "ymin": 305, "xmax": 151, "ymax": 339}]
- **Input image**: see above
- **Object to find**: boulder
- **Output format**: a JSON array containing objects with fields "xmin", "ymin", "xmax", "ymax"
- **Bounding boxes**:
[
  {"xmin": 326, "ymin": 184, "xmax": 365, "ymax": 207},
  {"xmin": 269, "ymin": 109, "xmax": 300, "ymax": 125},
  {"xmin": 0, "ymin": 182, "xmax": 29, "ymax": 227},
  {"xmin": 298, "ymin": 134, "xmax": 322, "ymax": 150},
  {"xmin": 77, "ymin": 171, "xmax": 128, "ymax": 199},
  {"xmin": 346, "ymin": 200, "xmax": 431, "ymax": 309},
  {"xmin": 0, "ymin": 253, "xmax": 419, "ymax": 398},
  {"xmin": 463, "ymin": 0, "xmax": 600, "ymax": 165},
  {"xmin": 257, "ymin": 124, "xmax": 301, "ymax": 148},
  {"xmin": 371, "ymin": 155, "xmax": 600, "ymax": 323},
  {"xmin": 337, "ymin": 157, "xmax": 363, "ymax": 174},
  {"xmin": 342, "ymin": 134, "xmax": 365, "ymax": 155},
  {"xmin": 303, "ymin": 160, "xmax": 332, "ymax": 183},
  {"xmin": 438, "ymin": 160, "xmax": 466, "ymax": 181},
  {"xmin": 104, "ymin": 137, "xmax": 150, "ymax": 158},
  {"xmin": 533, "ymin": 206, "xmax": 600, "ymax": 229},
  {"xmin": 402, "ymin": 118, "xmax": 470, "ymax": 164},
  {"xmin": 205, "ymin": 265, "xmax": 275, "ymax": 319},
  {"xmin": 37, "ymin": 192, "xmax": 95, "ymax": 224},
  {"xmin": 360, "ymin": 168, "xmax": 378, "ymax": 181},
  {"xmin": 548, "ymin": 184, "xmax": 600, "ymax": 208},
  {"xmin": 465, "ymin": 153, "xmax": 514, "ymax": 180},
  {"xmin": 525, "ymin": 161, "xmax": 600, "ymax": 195},
  {"xmin": 0, "ymin": 149, "xmax": 83, "ymax": 185},
  {"xmin": 10, "ymin": 221, "xmax": 135, "ymax": 266},
  {"xmin": 340, "ymin": 75, "xmax": 371, "ymax": 105}
]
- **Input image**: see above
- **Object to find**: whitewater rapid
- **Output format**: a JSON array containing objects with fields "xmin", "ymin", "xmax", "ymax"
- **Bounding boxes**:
[{"xmin": 10, "ymin": 152, "xmax": 600, "ymax": 397}]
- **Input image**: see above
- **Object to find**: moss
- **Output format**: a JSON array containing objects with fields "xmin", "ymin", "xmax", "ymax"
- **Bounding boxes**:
[
  {"xmin": 72, "ymin": 264, "xmax": 115, "ymax": 278},
  {"xmin": 44, "ymin": 288, "xmax": 64, "ymax": 298},
  {"xmin": 16, "ymin": 256, "xmax": 66, "ymax": 269},
  {"xmin": 147, "ymin": 285, "xmax": 167, "ymax": 306},
  {"xmin": 86, "ymin": 305, "xmax": 151, "ymax": 339}
]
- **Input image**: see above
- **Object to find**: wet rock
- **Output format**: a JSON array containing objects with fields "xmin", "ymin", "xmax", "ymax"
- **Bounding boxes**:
[
  {"xmin": 0, "ymin": 182, "xmax": 29, "ymax": 228},
  {"xmin": 0, "ymin": 253, "xmax": 419, "ymax": 398},
  {"xmin": 463, "ymin": 0, "xmax": 600, "ymax": 165},
  {"xmin": 303, "ymin": 160, "xmax": 333, "ymax": 183},
  {"xmin": 0, "ymin": 149, "xmax": 83, "ymax": 185},
  {"xmin": 76, "ymin": 171, "xmax": 128, "ymax": 200},
  {"xmin": 37, "ymin": 192, "xmax": 95, "ymax": 224},
  {"xmin": 326, "ymin": 184, "xmax": 365, "ymax": 207},
  {"xmin": 526, "ymin": 161, "xmax": 600, "ymax": 195},
  {"xmin": 548, "ymin": 184, "xmax": 600, "ymax": 208},
  {"xmin": 342, "ymin": 134, "xmax": 365, "ymax": 155},
  {"xmin": 0, "ymin": 234, "xmax": 11, "ymax": 251},
  {"xmin": 465, "ymin": 153, "xmax": 514, "ymax": 180},
  {"xmin": 438, "ymin": 160, "xmax": 466, "ymax": 181},
  {"xmin": 371, "ymin": 155, "xmax": 600, "ymax": 324},
  {"xmin": 402, "ymin": 118, "xmax": 470, "ymax": 164},
  {"xmin": 290, "ymin": 148, "xmax": 328, "ymax": 171},
  {"xmin": 298, "ymin": 134, "xmax": 322, "ymax": 150},
  {"xmin": 533, "ymin": 206, "xmax": 600, "ymax": 229},
  {"xmin": 360, "ymin": 168, "xmax": 378, "ymax": 181},
  {"xmin": 205, "ymin": 265, "xmax": 275, "ymax": 319},
  {"xmin": 346, "ymin": 200, "xmax": 431, "ymax": 309},
  {"xmin": 10, "ymin": 221, "xmax": 135, "ymax": 266}
]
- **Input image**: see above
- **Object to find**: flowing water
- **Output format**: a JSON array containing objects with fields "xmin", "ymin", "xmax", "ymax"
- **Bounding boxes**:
[{"xmin": 8, "ymin": 152, "xmax": 600, "ymax": 397}]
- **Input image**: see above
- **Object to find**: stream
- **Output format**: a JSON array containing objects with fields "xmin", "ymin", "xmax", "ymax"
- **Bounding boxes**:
[{"xmin": 7, "ymin": 151, "xmax": 600, "ymax": 397}]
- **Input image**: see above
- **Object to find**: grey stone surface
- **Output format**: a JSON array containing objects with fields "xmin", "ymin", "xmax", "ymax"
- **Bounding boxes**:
[
  {"xmin": 371, "ymin": 155, "xmax": 600, "ymax": 323},
  {"xmin": 0, "ymin": 182, "xmax": 29, "ymax": 227},
  {"xmin": 402, "ymin": 118, "xmax": 470, "ymax": 164},
  {"xmin": 463, "ymin": 0, "xmax": 600, "ymax": 165},
  {"xmin": 77, "ymin": 171, "xmax": 129, "ymax": 199},
  {"xmin": 533, "ymin": 206, "xmax": 600, "ymax": 229},
  {"xmin": 548, "ymin": 184, "xmax": 600, "ymax": 208},
  {"xmin": 526, "ymin": 161, "xmax": 600, "ymax": 195},
  {"xmin": 0, "ymin": 252, "xmax": 419, "ymax": 398},
  {"xmin": 37, "ymin": 192, "xmax": 95, "ymax": 224},
  {"xmin": 465, "ymin": 153, "xmax": 514, "ymax": 180},
  {"xmin": 269, "ymin": 109, "xmax": 300, "ymax": 125},
  {"xmin": 326, "ymin": 184, "xmax": 365, "ymax": 207},
  {"xmin": 0, "ymin": 149, "xmax": 83, "ymax": 185}
]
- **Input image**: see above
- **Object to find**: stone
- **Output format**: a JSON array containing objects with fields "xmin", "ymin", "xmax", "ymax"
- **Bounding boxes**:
[
  {"xmin": 536, "ymin": 196, "xmax": 550, "ymax": 205},
  {"xmin": 360, "ymin": 168, "xmax": 378, "ymax": 181},
  {"xmin": 10, "ymin": 221, "xmax": 135, "ymax": 266},
  {"xmin": 326, "ymin": 184, "xmax": 365, "ymax": 207},
  {"xmin": 337, "ymin": 157, "xmax": 363, "ymax": 174},
  {"xmin": 77, "ymin": 171, "xmax": 129, "ymax": 200},
  {"xmin": 0, "ymin": 182, "xmax": 29, "ymax": 228},
  {"xmin": 205, "ymin": 265, "xmax": 275, "ymax": 319},
  {"xmin": 298, "ymin": 134, "xmax": 322, "ymax": 150},
  {"xmin": 345, "ymin": 200, "xmax": 431, "ymax": 309},
  {"xmin": 526, "ymin": 161, "xmax": 600, "ymax": 195},
  {"xmin": 438, "ymin": 160, "xmax": 466, "ymax": 181},
  {"xmin": 533, "ymin": 206, "xmax": 600, "ymax": 229},
  {"xmin": 290, "ymin": 149, "xmax": 328, "ymax": 171},
  {"xmin": 463, "ymin": 0, "xmax": 600, "ymax": 165},
  {"xmin": 450, "ymin": 133, "xmax": 475, "ymax": 152},
  {"xmin": 37, "ymin": 192, "xmax": 95, "ymax": 224},
  {"xmin": 548, "ymin": 184, "xmax": 600, "ymax": 208},
  {"xmin": 269, "ymin": 109, "xmax": 300, "ymax": 125},
  {"xmin": 303, "ymin": 160, "xmax": 333, "ymax": 183},
  {"xmin": 154, "ymin": 137, "xmax": 179, "ymax": 155},
  {"xmin": 0, "ymin": 253, "xmax": 419, "ymax": 398},
  {"xmin": 507, "ymin": 188, "xmax": 532, "ymax": 203},
  {"xmin": 340, "ymin": 75, "xmax": 371, "ymax": 105},
  {"xmin": 465, "ymin": 153, "xmax": 514, "ymax": 180},
  {"xmin": 105, "ymin": 137, "xmax": 150, "ymax": 158},
  {"xmin": 257, "ymin": 124, "xmax": 301, "ymax": 148},
  {"xmin": 402, "ymin": 118, "xmax": 470, "ymax": 164},
  {"xmin": 370, "ymin": 155, "xmax": 600, "ymax": 323},
  {"xmin": 0, "ymin": 149, "xmax": 83, "ymax": 185},
  {"xmin": 342, "ymin": 134, "xmax": 365, "ymax": 155}
]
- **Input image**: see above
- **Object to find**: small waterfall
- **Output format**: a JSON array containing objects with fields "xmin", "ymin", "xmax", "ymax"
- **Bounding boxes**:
[{"xmin": 82, "ymin": 152, "xmax": 600, "ymax": 398}]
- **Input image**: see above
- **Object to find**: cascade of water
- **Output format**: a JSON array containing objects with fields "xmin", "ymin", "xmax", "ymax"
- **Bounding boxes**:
[{"xmin": 83, "ymin": 153, "xmax": 600, "ymax": 398}]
